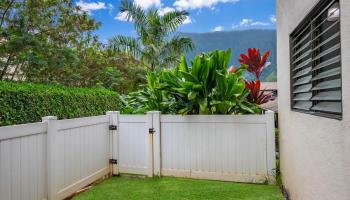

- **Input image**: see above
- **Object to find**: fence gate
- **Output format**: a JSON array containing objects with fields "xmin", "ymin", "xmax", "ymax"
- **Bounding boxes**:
[{"xmin": 112, "ymin": 112, "xmax": 160, "ymax": 177}]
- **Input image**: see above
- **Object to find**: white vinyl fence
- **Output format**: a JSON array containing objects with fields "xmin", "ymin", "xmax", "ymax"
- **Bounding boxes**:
[
  {"xmin": 45, "ymin": 116, "xmax": 111, "ymax": 200},
  {"xmin": 118, "ymin": 115, "xmax": 151, "ymax": 175},
  {"xmin": 0, "ymin": 122, "xmax": 48, "ymax": 200},
  {"xmin": 0, "ymin": 114, "xmax": 115, "ymax": 200},
  {"xmin": 115, "ymin": 111, "xmax": 275, "ymax": 183},
  {"xmin": 159, "ymin": 114, "xmax": 275, "ymax": 183},
  {"xmin": 0, "ymin": 111, "xmax": 275, "ymax": 200}
]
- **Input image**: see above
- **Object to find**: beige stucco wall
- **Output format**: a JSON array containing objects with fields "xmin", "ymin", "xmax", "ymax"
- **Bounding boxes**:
[{"xmin": 277, "ymin": 0, "xmax": 350, "ymax": 199}]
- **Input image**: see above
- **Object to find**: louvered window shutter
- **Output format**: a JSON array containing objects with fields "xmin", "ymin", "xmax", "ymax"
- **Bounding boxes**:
[{"xmin": 290, "ymin": 0, "xmax": 342, "ymax": 119}]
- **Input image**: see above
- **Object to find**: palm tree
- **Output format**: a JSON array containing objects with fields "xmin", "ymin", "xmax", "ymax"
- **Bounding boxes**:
[{"xmin": 108, "ymin": 0, "xmax": 194, "ymax": 71}]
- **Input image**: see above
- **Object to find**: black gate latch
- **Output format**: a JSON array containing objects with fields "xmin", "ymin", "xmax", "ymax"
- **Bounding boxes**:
[
  {"xmin": 149, "ymin": 128, "xmax": 155, "ymax": 134},
  {"xmin": 109, "ymin": 125, "xmax": 117, "ymax": 130},
  {"xmin": 109, "ymin": 159, "xmax": 118, "ymax": 164}
]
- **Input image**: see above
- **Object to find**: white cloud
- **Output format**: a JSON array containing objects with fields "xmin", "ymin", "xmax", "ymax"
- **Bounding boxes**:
[
  {"xmin": 158, "ymin": 7, "xmax": 175, "ymax": 16},
  {"xmin": 76, "ymin": 1, "xmax": 109, "ymax": 14},
  {"xmin": 107, "ymin": 3, "xmax": 114, "ymax": 15},
  {"xmin": 174, "ymin": 0, "xmax": 239, "ymax": 10},
  {"xmin": 134, "ymin": 0, "xmax": 161, "ymax": 9},
  {"xmin": 183, "ymin": 16, "xmax": 192, "ymax": 24},
  {"xmin": 270, "ymin": 15, "xmax": 276, "ymax": 23},
  {"xmin": 115, "ymin": 12, "xmax": 130, "ymax": 21},
  {"xmin": 116, "ymin": 7, "xmax": 191, "ymax": 25},
  {"xmin": 212, "ymin": 26, "xmax": 223, "ymax": 32},
  {"xmin": 115, "ymin": 3, "xmax": 192, "ymax": 25},
  {"xmin": 239, "ymin": 18, "xmax": 253, "ymax": 26},
  {"xmin": 232, "ymin": 18, "xmax": 270, "ymax": 29},
  {"xmin": 251, "ymin": 21, "xmax": 269, "ymax": 26}
]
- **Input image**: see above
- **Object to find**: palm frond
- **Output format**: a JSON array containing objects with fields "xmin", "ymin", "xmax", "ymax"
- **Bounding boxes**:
[
  {"xmin": 161, "ymin": 10, "xmax": 189, "ymax": 34},
  {"xmin": 147, "ymin": 10, "xmax": 163, "ymax": 39},
  {"xmin": 108, "ymin": 36, "xmax": 141, "ymax": 58},
  {"xmin": 120, "ymin": 0, "xmax": 147, "ymax": 35},
  {"xmin": 159, "ymin": 36, "xmax": 194, "ymax": 68},
  {"xmin": 160, "ymin": 54, "xmax": 180, "ymax": 68},
  {"xmin": 162, "ymin": 36, "xmax": 194, "ymax": 55}
]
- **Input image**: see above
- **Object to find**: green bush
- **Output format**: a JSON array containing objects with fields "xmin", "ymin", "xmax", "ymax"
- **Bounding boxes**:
[
  {"xmin": 120, "ymin": 49, "xmax": 261, "ymax": 115},
  {"xmin": 0, "ymin": 81, "xmax": 120, "ymax": 126}
]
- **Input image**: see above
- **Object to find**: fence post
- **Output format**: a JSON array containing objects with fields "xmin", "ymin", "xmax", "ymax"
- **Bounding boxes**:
[
  {"xmin": 146, "ymin": 111, "xmax": 154, "ymax": 177},
  {"xmin": 106, "ymin": 111, "xmax": 119, "ymax": 176},
  {"xmin": 265, "ymin": 110, "xmax": 276, "ymax": 184},
  {"xmin": 42, "ymin": 116, "xmax": 58, "ymax": 200},
  {"xmin": 152, "ymin": 111, "xmax": 161, "ymax": 176}
]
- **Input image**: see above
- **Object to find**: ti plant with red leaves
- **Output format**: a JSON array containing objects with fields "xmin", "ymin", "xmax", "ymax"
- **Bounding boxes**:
[
  {"xmin": 240, "ymin": 48, "xmax": 274, "ymax": 105},
  {"xmin": 245, "ymin": 80, "xmax": 274, "ymax": 105},
  {"xmin": 239, "ymin": 48, "xmax": 270, "ymax": 80}
]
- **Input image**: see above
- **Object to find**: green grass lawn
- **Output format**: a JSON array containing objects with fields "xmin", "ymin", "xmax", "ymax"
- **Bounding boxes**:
[{"xmin": 73, "ymin": 176, "xmax": 284, "ymax": 200}]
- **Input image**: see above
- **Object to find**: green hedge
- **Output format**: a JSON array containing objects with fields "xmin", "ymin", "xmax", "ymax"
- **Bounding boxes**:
[{"xmin": 0, "ymin": 81, "xmax": 120, "ymax": 126}]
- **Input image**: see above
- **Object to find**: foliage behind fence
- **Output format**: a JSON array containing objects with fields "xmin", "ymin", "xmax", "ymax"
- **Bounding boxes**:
[{"xmin": 0, "ymin": 81, "xmax": 120, "ymax": 126}]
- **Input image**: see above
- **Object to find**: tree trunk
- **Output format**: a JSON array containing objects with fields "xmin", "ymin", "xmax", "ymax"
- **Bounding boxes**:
[
  {"xmin": 150, "ymin": 63, "xmax": 155, "ymax": 71},
  {"xmin": 0, "ymin": 0, "xmax": 15, "ymax": 28}
]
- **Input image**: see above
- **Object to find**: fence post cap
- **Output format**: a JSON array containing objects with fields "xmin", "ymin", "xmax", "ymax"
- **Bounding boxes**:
[
  {"xmin": 147, "ymin": 111, "xmax": 161, "ymax": 114},
  {"xmin": 265, "ymin": 110, "xmax": 274, "ymax": 114},
  {"xmin": 106, "ymin": 111, "xmax": 120, "ymax": 115},
  {"xmin": 42, "ymin": 116, "xmax": 58, "ymax": 121}
]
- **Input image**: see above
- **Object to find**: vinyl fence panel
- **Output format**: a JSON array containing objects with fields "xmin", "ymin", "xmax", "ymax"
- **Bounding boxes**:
[
  {"xmin": 0, "ymin": 122, "xmax": 47, "ymax": 200},
  {"xmin": 0, "ymin": 114, "xmax": 114, "ymax": 200},
  {"xmin": 46, "ymin": 116, "xmax": 110, "ymax": 200},
  {"xmin": 117, "ymin": 114, "xmax": 152, "ymax": 176},
  {"xmin": 159, "ymin": 113, "xmax": 275, "ymax": 183}
]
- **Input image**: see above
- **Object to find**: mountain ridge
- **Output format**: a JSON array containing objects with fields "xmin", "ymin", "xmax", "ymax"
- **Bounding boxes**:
[{"xmin": 179, "ymin": 29, "xmax": 277, "ymax": 81}]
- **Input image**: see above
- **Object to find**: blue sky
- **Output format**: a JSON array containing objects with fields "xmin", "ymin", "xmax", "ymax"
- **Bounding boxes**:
[{"xmin": 75, "ymin": 0, "xmax": 276, "ymax": 42}]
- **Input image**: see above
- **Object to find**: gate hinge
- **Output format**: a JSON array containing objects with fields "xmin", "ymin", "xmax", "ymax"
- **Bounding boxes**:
[
  {"xmin": 109, "ymin": 125, "xmax": 117, "ymax": 130},
  {"xmin": 109, "ymin": 159, "xmax": 118, "ymax": 165},
  {"xmin": 149, "ymin": 128, "xmax": 155, "ymax": 134}
]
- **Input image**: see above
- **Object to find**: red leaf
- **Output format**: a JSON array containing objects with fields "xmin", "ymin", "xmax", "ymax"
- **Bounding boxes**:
[
  {"xmin": 239, "ymin": 48, "xmax": 270, "ymax": 80},
  {"xmin": 245, "ymin": 80, "xmax": 274, "ymax": 105}
]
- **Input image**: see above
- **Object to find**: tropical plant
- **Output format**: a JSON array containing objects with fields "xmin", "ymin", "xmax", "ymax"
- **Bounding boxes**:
[
  {"xmin": 119, "ymin": 72, "xmax": 177, "ymax": 114},
  {"xmin": 239, "ymin": 48, "xmax": 274, "ymax": 105},
  {"xmin": 108, "ymin": 0, "xmax": 194, "ymax": 71},
  {"xmin": 121, "ymin": 49, "xmax": 261, "ymax": 114},
  {"xmin": 239, "ymin": 48, "xmax": 270, "ymax": 80},
  {"xmin": 245, "ymin": 80, "xmax": 274, "ymax": 105}
]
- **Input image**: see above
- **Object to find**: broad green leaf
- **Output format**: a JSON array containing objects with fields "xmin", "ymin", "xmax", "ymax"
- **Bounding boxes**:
[
  {"xmin": 188, "ymin": 92, "xmax": 197, "ymax": 100},
  {"xmin": 224, "ymin": 49, "xmax": 232, "ymax": 68},
  {"xmin": 198, "ymin": 98, "xmax": 208, "ymax": 114},
  {"xmin": 215, "ymin": 72, "xmax": 227, "ymax": 96},
  {"xmin": 192, "ymin": 55, "xmax": 202, "ymax": 78},
  {"xmin": 179, "ymin": 55, "xmax": 188, "ymax": 72},
  {"xmin": 179, "ymin": 70, "xmax": 199, "ymax": 83}
]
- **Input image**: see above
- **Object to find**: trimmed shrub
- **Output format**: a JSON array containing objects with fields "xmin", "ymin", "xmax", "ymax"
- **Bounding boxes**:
[{"xmin": 0, "ymin": 81, "xmax": 120, "ymax": 126}]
